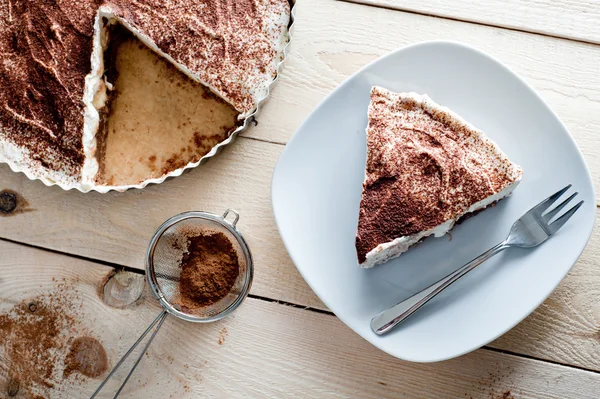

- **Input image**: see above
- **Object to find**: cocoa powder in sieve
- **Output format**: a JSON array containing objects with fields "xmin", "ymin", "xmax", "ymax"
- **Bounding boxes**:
[{"xmin": 178, "ymin": 232, "xmax": 240, "ymax": 310}]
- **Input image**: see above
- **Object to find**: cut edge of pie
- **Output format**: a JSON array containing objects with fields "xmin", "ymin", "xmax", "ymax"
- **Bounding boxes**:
[
  {"xmin": 82, "ymin": 6, "xmax": 290, "ymax": 191},
  {"xmin": 356, "ymin": 86, "xmax": 523, "ymax": 268}
]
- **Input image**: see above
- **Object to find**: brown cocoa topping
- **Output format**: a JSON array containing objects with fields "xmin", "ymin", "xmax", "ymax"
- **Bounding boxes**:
[
  {"xmin": 0, "ymin": 0, "xmax": 96, "ymax": 176},
  {"xmin": 355, "ymin": 88, "xmax": 522, "ymax": 263},
  {"xmin": 179, "ymin": 232, "xmax": 240, "ymax": 310}
]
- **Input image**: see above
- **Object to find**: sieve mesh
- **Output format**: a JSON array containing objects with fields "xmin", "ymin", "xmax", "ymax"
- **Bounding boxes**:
[{"xmin": 147, "ymin": 211, "xmax": 251, "ymax": 322}]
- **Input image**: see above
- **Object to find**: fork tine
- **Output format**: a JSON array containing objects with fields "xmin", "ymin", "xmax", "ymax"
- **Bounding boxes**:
[
  {"xmin": 547, "ymin": 200, "xmax": 584, "ymax": 234},
  {"xmin": 543, "ymin": 192, "xmax": 578, "ymax": 222},
  {"xmin": 531, "ymin": 184, "xmax": 572, "ymax": 214}
]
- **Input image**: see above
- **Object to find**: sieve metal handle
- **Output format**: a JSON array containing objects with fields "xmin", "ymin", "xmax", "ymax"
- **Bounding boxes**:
[
  {"xmin": 222, "ymin": 209, "xmax": 240, "ymax": 228},
  {"xmin": 90, "ymin": 310, "xmax": 168, "ymax": 399}
]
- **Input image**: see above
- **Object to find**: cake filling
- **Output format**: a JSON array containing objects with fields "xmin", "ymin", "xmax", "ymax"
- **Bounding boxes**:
[{"xmin": 95, "ymin": 26, "xmax": 240, "ymax": 186}]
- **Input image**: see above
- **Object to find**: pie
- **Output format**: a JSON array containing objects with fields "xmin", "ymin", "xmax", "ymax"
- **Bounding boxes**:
[
  {"xmin": 0, "ymin": 0, "xmax": 290, "ymax": 190},
  {"xmin": 355, "ymin": 86, "xmax": 523, "ymax": 268}
]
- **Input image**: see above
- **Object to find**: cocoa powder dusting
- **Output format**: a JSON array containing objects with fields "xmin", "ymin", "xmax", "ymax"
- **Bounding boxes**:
[
  {"xmin": 355, "ymin": 87, "xmax": 523, "ymax": 263},
  {"xmin": 179, "ymin": 232, "xmax": 240, "ymax": 310},
  {"xmin": 63, "ymin": 337, "xmax": 108, "ymax": 379}
]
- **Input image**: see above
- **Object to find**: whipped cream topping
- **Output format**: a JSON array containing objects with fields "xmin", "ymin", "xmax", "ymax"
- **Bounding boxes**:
[{"xmin": 356, "ymin": 87, "xmax": 523, "ymax": 268}]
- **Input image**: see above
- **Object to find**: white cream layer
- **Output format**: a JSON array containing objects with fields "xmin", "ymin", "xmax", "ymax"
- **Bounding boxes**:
[{"xmin": 361, "ymin": 181, "xmax": 520, "ymax": 268}]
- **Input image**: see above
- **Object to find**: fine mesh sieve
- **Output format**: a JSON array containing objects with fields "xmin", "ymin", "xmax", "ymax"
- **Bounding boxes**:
[
  {"xmin": 148, "ymin": 210, "xmax": 252, "ymax": 321},
  {"xmin": 92, "ymin": 209, "xmax": 253, "ymax": 399}
]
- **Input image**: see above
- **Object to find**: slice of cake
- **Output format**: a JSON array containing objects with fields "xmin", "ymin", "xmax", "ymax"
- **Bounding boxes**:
[{"xmin": 355, "ymin": 87, "xmax": 523, "ymax": 268}]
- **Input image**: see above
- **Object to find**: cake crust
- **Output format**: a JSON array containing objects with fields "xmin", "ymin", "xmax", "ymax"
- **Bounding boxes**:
[{"xmin": 356, "ymin": 87, "xmax": 523, "ymax": 267}]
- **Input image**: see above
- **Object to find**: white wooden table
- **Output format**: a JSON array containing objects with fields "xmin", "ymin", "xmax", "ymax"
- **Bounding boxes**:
[{"xmin": 1, "ymin": 0, "xmax": 600, "ymax": 397}]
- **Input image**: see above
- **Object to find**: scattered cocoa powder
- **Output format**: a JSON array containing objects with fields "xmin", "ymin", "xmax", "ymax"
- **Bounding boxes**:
[
  {"xmin": 0, "ymin": 297, "xmax": 72, "ymax": 397},
  {"xmin": 63, "ymin": 337, "xmax": 108, "ymax": 379},
  {"xmin": 0, "ymin": 285, "xmax": 105, "ymax": 398},
  {"xmin": 218, "ymin": 327, "xmax": 228, "ymax": 345},
  {"xmin": 468, "ymin": 362, "xmax": 517, "ymax": 399},
  {"xmin": 179, "ymin": 232, "xmax": 240, "ymax": 310}
]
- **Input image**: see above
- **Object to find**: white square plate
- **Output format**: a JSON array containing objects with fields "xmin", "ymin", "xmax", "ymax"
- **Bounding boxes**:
[{"xmin": 271, "ymin": 41, "xmax": 596, "ymax": 362}]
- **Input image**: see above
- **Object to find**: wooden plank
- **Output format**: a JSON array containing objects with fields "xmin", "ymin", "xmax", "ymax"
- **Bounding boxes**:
[
  {"xmin": 0, "ymin": 138, "xmax": 325, "ymax": 311},
  {"xmin": 0, "ymin": 0, "xmax": 599, "ymax": 375},
  {"xmin": 244, "ymin": 0, "xmax": 600, "ymax": 196},
  {"xmin": 1, "ymin": 240, "xmax": 600, "ymax": 398},
  {"xmin": 341, "ymin": 0, "xmax": 600, "ymax": 44},
  {"xmin": 2, "ymin": 145, "xmax": 600, "ymax": 373},
  {"xmin": 489, "ymin": 211, "xmax": 600, "ymax": 369}
]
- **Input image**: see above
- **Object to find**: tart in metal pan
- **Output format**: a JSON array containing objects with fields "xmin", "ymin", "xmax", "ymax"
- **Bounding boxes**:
[{"xmin": 0, "ymin": 0, "xmax": 294, "ymax": 193}]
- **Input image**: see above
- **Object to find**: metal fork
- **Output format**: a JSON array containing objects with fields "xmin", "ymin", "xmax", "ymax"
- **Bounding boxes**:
[{"xmin": 371, "ymin": 184, "xmax": 584, "ymax": 336}]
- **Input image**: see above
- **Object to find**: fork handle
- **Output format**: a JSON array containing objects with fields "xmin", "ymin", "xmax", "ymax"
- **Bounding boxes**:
[{"xmin": 371, "ymin": 241, "xmax": 509, "ymax": 335}]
